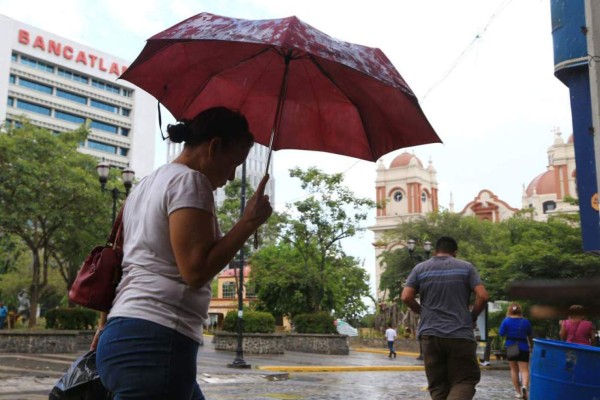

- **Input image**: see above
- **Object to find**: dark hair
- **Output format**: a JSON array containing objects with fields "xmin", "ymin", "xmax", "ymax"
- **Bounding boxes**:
[
  {"xmin": 435, "ymin": 236, "xmax": 458, "ymax": 253},
  {"xmin": 167, "ymin": 107, "xmax": 254, "ymax": 149},
  {"xmin": 568, "ymin": 305, "xmax": 584, "ymax": 317}
]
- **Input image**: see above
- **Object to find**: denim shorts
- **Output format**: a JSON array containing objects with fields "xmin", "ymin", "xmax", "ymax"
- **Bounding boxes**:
[{"xmin": 96, "ymin": 317, "xmax": 205, "ymax": 400}]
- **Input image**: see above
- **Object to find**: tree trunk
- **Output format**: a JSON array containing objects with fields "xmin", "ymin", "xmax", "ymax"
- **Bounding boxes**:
[{"xmin": 28, "ymin": 250, "xmax": 40, "ymax": 327}]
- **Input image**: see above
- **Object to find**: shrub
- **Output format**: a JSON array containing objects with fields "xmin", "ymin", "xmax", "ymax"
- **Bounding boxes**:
[
  {"xmin": 222, "ymin": 310, "xmax": 276, "ymax": 333},
  {"xmin": 293, "ymin": 312, "xmax": 337, "ymax": 334},
  {"xmin": 45, "ymin": 308, "xmax": 98, "ymax": 330}
]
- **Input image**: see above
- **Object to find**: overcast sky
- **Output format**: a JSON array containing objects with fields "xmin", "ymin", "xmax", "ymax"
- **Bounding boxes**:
[{"xmin": 0, "ymin": 0, "xmax": 572, "ymax": 297}]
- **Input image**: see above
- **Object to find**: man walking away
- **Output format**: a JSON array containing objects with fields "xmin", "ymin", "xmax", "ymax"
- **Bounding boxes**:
[
  {"xmin": 401, "ymin": 236, "xmax": 489, "ymax": 400},
  {"xmin": 385, "ymin": 324, "xmax": 397, "ymax": 358}
]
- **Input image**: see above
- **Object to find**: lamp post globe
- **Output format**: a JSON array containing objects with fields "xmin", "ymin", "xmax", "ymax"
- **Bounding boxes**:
[
  {"xmin": 407, "ymin": 239, "xmax": 416, "ymax": 256},
  {"xmin": 96, "ymin": 161, "xmax": 135, "ymax": 225},
  {"xmin": 96, "ymin": 161, "xmax": 110, "ymax": 190},
  {"xmin": 424, "ymin": 241, "xmax": 432, "ymax": 258},
  {"xmin": 122, "ymin": 168, "xmax": 135, "ymax": 195}
]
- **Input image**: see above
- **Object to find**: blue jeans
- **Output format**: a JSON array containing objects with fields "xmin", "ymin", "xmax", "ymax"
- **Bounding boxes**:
[
  {"xmin": 387, "ymin": 340, "xmax": 396, "ymax": 356},
  {"xmin": 96, "ymin": 317, "xmax": 205, "ymax": 400}
]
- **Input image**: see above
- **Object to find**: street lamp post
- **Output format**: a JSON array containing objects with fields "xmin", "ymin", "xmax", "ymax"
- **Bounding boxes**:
[
  {"xmin": 96, "ymin": 161, "xmax": 135, "ymax": 225},
  {"xmin": 406, "ymin": 239, "xmax": 432, "ymax": 361},
  {"xmin": 228, "ymin": 161, "xmax": 251, "ymax": 369}
]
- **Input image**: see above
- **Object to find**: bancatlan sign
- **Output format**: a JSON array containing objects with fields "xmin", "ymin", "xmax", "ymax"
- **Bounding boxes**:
[{"xmin": 17, "ymin": 29, "xmax": 128, "ymax": 77}]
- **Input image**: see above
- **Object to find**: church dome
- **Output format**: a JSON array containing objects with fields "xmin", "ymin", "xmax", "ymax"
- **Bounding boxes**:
[
  {"xmin": 526, "ymin": 169, "xmax": 557, "ymax": 197},
  {"xmin": 390, "ymin": 152, "xmax": 423, "ymax": 169}
]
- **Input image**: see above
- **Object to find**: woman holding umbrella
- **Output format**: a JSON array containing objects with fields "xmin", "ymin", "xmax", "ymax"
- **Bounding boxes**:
[{"xmin": 95, "ymin": 107, "xmax": 272, "ymax": 399}]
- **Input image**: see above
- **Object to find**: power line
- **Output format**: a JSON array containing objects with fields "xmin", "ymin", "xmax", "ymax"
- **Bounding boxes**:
[{"xmin": 420, "ymin": 0, "xmax": 515, "ymax": 103}]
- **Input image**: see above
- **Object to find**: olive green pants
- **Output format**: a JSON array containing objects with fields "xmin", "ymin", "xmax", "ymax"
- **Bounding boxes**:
[{"xmin": 420, "ymin": 335, "xmax": 481, "ymax": 400}]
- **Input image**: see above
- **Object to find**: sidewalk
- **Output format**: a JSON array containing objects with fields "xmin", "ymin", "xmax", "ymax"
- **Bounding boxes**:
[{"xmin": 0, "ymin": 335, "xmax": 512, "ymax": 400}]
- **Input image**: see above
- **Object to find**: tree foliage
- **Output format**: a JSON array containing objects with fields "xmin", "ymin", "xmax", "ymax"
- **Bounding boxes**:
[
  {"xmin": 0, "ymin": 120, "xmax": 112, "ymax": 325},
  {"xmin": 379, "ymin": 211, "xmax": 600, "ymax": 304},
  {"xmin": 250, "ymin": 167, "xmax": 373, "ymax": 324},
  {"xmin": 216, "ymin": 177, "xmax": 287, "ymax": 258}
]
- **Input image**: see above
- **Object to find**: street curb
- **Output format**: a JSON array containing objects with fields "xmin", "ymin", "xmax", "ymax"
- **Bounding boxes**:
[{"xmin": 351, "ymin": 348, "xmax": 420, "ymax": 357}]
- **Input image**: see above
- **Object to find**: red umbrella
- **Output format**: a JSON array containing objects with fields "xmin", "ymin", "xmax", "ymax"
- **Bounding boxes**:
[{"xmin": 121, "ymin": 12, "xmax": 441, "ymax": 164}]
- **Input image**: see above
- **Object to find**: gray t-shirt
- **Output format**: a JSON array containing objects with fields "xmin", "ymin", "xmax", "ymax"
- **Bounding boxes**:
[
  {"xmin": 405, "ymin": 256, "xmax": 482, "ymax": 340},
  {"xmin": 108, "ymin": 163, "xmax": 218, "ymax": 343}
]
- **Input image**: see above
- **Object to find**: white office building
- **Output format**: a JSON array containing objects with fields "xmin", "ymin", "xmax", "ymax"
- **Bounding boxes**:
[{"xmin": 0, "ymin": 15, "xmax": 156, "ymax": 178}]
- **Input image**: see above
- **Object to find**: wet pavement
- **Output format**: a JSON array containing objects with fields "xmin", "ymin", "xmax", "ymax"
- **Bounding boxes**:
[{"xmin": 0, "ymin": 336, "xmax": 520, "ymax": 399}]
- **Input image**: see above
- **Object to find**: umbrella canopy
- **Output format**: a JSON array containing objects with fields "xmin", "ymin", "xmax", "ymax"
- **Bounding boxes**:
[{"xmin": 121, "ymin": 12, "xmax": 441, "ymax": 162}]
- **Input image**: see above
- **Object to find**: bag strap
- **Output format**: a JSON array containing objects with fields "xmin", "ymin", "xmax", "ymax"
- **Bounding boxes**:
[
  {"xmin": 107, "ymin": 205, "xmax": 125, "ymax": 249},
  {"xmin": 569, "ymin": 320, "xmax": 582, "ymax": 341}
]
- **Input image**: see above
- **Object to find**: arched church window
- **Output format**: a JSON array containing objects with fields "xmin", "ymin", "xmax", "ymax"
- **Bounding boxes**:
[
  {"xmin": 421, "ymin": 192, "xmax": 427, "ymax": 202},
  {"xmin": 542, "ymin": 201, "xmax": 556, "ymax": 214},
  {"xmin": 393, "ymin": 191, "xmax": 403, "ymax": 202}
]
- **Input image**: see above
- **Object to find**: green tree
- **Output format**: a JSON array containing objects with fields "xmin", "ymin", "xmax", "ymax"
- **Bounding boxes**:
[
  {"xmin": 216, "ymin": 178, "xmax": 287, "ymax": 256},
  {"xmin": 378, "ymin": 211, "xmax": 600, "ymax": 308},
  {"xmin": 250, "ymin": 167, "xmax": 373, "ymax": 321},
  {"xmin": 0, "ymin": 233, "xmax": 26, "ymax": 274},
  {"xmin": 0, "ymin": 120, "xmax": 110, "ymax": 326},
  {"xmin": 286, "ymin": 167, "xmax": 375, "ymax": 309}
]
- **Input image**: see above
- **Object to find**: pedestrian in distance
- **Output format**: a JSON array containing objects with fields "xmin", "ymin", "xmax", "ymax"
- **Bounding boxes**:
[
  {"xmin": 560, "ymin": 304, "xmax": 596, "ymax": 346},
  {"xmin": 385, "ymin": 324, "xmax": 397, "ymax": 359},
  {"xmin": 499, "ymin": 302, "xmax": 533, "ymax": 400},
  {"xmin": 16, "ymin": 289, "xmax": 29, "ymax": 325},
  {"xmin": 401, "ymin": 236, "xmax": 489, "ymax": 400},
  {"xmin": 94, "ymin": 107, "xmax": 273, "ymax": 400},
  {"xmin": 0, "ymin": 301, "xmax": 7, "ymax": 329}
]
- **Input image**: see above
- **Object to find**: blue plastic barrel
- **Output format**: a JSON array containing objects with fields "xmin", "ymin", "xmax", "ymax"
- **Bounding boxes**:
[{"xmin": 530, "ymin": 338, "xmax": 600, "ymax": 399}]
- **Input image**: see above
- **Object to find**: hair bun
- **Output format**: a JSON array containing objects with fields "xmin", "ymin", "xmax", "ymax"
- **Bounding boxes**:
[{"xmin": 167, "ymin": 122, "xmax": 190, "ymax": 143}]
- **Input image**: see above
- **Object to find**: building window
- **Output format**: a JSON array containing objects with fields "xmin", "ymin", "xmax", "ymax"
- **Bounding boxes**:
[
  {"xmin": 91, "ymin": 120, "xmax": 118, "ymax": 134},
  {"xmin": 120, "ymin": 148, "xmax": 128, "ymax": 156},
  {"xmin": 5, "ymin": 119, "xmax": 23, "ymax": 129},
  {"xmin": 11, "ymin": 52, "xmax": 18, "ymax": 62},
  {"xmin": 19, "ymin": 78, "xmax": 53, "ymax": 94},
  {"xmin": 91, "ymin": 99, "xmax": 118, "ymax": 113},
  {"xmin": 55, "ymin": 110, "xmax": 86, "ymax": 124},
  {"xmin": 121, "ymin": 128, "xmax": 129, "ymax": 136},
  {"xmin": 421, "ymin": 192, "xmax": 427, "ymax": 202},
  {"xmin": 20, "ymin": 55, "xmax": 55, "ymax": 73},
  {"xmin": 543, "ymin": 201, "xmax": 557, "ymax": 214},
  {"xmin": 245, "ymin": 282, "xmax": 256, "ymax": 298},
  {"xmin": 122, "ymin": 89, "xmax": 133, "ymax": 97},
  {"xmin": 7, "ymin": 97, "xmax": 14, "ymax": 107},
  {"xmin": 222, "ymin": 282, "xmax": 236, "ymax": 298},
  {"xmin": 58, "ymin": 68, "xmax": 89, "ymax": 84},
  {"xmin": 92, "ymin": 79, "xmax": 120, "ymax": 94},
  {"xmin": 16, "ymin": 99, "xmax": 51, "ymax": 116},
  {"xmin": 393, "ymin": 191, "xmax": 403, "ymax": 202},
  {"xmin": 87, "ymin": 139, "xmax": 117, "ymax": 154},
  {"xmin": 56, "ymin": 89, "xmax": 87, "ymax": 104},
  {"xmin": 9, "ymin": 74, "xmax": 16, "ymax": 84},
  {"xmin": 121, "ymin": 108, "xmax": 131, "ymax": 117}
]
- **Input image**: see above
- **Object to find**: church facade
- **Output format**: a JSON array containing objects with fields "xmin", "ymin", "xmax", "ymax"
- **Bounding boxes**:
[{"xmin": 371, "ymin": 129, "xmax": 577, "ymax": 300}]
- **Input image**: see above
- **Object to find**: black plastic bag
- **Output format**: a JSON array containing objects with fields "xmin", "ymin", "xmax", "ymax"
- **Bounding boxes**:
[{"xmin": 48, "ymin": 350, "xmax": 113, "ymax": 400}]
